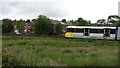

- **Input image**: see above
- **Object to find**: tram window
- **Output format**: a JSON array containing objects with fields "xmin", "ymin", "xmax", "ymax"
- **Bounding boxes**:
[
  {"xmin": 67, "ymin": 28, "xmax": 73, "ymax": 32},
  {"xmin": 67, "ymin": 28, "xmax": 71, "ymax": 32},
  {"xmin": 78, "ymin": 29, "xmax": 83, "ymax": 33},
  {"xmin": 74, "ymin": 28, "xmax": 78, "ymax": 32},
  {"xmin": 67, "ymin": 28, "xmax": 84, "ymax": 33},
  {"xmin": 90, "ymin": 29, "xmax": 96, "ymax": 33},
  {"xmin": 90, "ymin": 29, "xmax": 104, "ymax": 33},
  {"xmin": 110, "ymin": 29, "xmax": 116, "ymax": 34},
  {"xmin": 73, "ymin": 28, "xmax": 82, "ymax": 33}
]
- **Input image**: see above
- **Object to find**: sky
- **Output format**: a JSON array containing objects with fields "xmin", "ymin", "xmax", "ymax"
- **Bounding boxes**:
[{"xmin": 0, "ymin": 0, "xmax": 120, "ymax": 23}]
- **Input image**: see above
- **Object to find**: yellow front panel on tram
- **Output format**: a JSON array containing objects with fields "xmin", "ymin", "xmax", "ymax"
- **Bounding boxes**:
[{"xmin": 65, "ymin": 32, "xmax": 72, "ymax": 38}]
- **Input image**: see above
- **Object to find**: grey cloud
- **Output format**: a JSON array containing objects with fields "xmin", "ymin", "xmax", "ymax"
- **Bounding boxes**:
[
  {"xmin": 1, "ymin": 2, "xmax": 20, "ymax": 15},
  {"xmin": 1, "ymin": 1, "xmax": 70, "ymax": 19}
]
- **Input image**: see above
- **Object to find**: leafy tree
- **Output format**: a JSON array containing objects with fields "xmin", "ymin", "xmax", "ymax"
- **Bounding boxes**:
[
  {"xmin": 32, "ymin": 19, "xmax": 35, "ymax": 22},
  {"xmin": 107, "ymin": 15, "xmax": 120, "ymax": 24},
  {"xmin": 55, "ymin": 23, "xmax": 63, "ymax": 35},
  {"xmin": 77, "ymin": 18, "xmax": 91, "ymax": 26},
  {"xmin": 115, "ymin": 19, "xmax": 120, "ymax": 26},
  {"xmin": 15, "ymin": 19, "xmax": 25, "ymax": 33},
  {"xmin": 68, "ymin": 20, "xmax": 77, "ymax": 25},
  {"xmin": 2, "ymin": 19, "xmax": 14, "ymax": 33},
  {"xmin": 61, "ymin": 19, "xmax": 67, "ymax": 23},
  {"xmin": 31, "ymin": 19, "xmax": 36, "ymax": 32},
  {"xmin": 96, "ymin": 19, "xmax": 106, "ymax": 24},
  {"xmin": 34, "ymin": 15, "xmax": 52, "ymax": 35},
  {"xmin": 26, "ymin": 19, "xmax": 30, "ymax": 23}
]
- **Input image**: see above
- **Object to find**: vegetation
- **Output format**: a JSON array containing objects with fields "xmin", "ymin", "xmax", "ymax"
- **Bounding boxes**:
[
  {"xmin": 116, "ymin": 19, "xmax": 120, "ymax": 26},
  {"xmin": 107, "ymin": 15, "xmax": 120, "ymax": 26},
  {"xmin": 55, "ymin": 23, "xmax": 63, "ymax": 35},
  {"xmin": 107, "ymin": 15, "xmax": 120, "ymax": 24},
  {"xmin": 2, "ymin": 36, "xmax": 119, "ymax": 66},
  {"xmin": 15, "ymin": 19, "xmax": 26, "ymax": 33},
  {"xmin": 1, "ymin": 15, "xmax": 120, "ymax": 35},
  {"xmin": 2, "ymin": 19, "xmax": 14, "ymax": 33},
  {"xmin": 61, "ymin": 19, "xmax": 67, "ymax": 23},
  {"xmin": 34, "ymin": 15, "xmax": 52, "ymax": 35},
  {"xmin": 77, "ymin": 18, "xmax": 91, "ymax": 26},
  {"xmin": 96, "ymin": 19, "xmax": 106, "ymax": 24}
]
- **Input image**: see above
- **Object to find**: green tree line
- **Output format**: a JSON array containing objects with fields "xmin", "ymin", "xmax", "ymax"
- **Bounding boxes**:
[{"xmin": 2, "ymin": 15, "xmax": 120, "ymax": 35}]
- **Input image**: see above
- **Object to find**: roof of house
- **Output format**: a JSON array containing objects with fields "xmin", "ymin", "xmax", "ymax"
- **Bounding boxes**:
[
  {"xmin": 51, "ymin": 19, "xmax": 72, "ymax": 26},
  {"xmin": 51, "ymin": 20, "xmax": 60, "ymax": 24}
]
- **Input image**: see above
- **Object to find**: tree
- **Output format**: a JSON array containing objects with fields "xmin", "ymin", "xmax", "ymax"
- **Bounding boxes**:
[
  {"xmin": 96, "ymin": 19, "xmax": 106, "ymax": 25},
  {"xmin": 115, "ymin": 19, "xmax": 120, "ymax": 26},
  {"xmin": 2, "ymin": 19, "xmax": 14, "ymax": 33},
  {"xmin": 26, "ymin": 19, "xmax": 30, "ymax": 23},
  {"xmin": 34, "ymin": 15, "xmax": 52, "ymax": 35},
  {"xmin": 55, "ymin": 23, "xmax": 63, "ymax": 35},
  {"xmin": 61, "ymin": 19, "xmax": 67, "ymax": 23},
  {"xmin": 68, "ymin": 20, "xmax": 77, "ymax": 25},
  {"xmin": 107, "ymin": 15, "xmax": 120, "ymax": 23},
  {"xmin": 107, "ymin": 15, "xmax": 120, "ymax": 26},
  {"xmin": 15, "ymin": 19, "xmax": 25, "ymax": 33},
  {"xmin": 77, "ymin": 18, "xmax": 91, "ymax": 26},
  {"xmin": 32, "ymin": 19, "xmax": 35, "ymax": 22}
]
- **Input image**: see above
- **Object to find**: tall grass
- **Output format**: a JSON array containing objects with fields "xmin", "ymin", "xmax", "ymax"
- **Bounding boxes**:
[{"xmin": 2, "ymin": 36, "xmax": 119, "ymax": 66}]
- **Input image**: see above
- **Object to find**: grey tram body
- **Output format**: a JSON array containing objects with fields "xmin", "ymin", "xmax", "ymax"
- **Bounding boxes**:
[
  {"xmin": 66, "ymin": 26, "xmax": 120, "ymax": 40},
  {"xmin": 117, "ymin": 27, "xmax": 120, "ymax": 40}
]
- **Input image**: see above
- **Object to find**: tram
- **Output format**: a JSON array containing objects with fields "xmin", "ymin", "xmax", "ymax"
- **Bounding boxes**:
[{"xmin": 65, "ymin": 26, "xmax": 120, "ymax": 40}]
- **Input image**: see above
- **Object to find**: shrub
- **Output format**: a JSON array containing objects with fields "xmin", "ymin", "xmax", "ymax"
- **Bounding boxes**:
[
  {"xmin": 55, "ymin": 23, "xmax": 63, "ymax": 35},
  {"xmin": 2, "ymin": 19, "xmax": 14, "ymax": 33},
  {"xmin": 34, "ymin": 15, "xmax": 52, "ymax": 35}
]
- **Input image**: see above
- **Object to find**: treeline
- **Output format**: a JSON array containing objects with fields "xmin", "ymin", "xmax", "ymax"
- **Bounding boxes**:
[
  {"xmin": 2, "ymin": 15, "xmax": 63, "ymax": 36},
  {"xmin": 66, "ymin": 15, "xmax": 120, "ymax": 26},
  {"xmin": 2, "ymin": 15, "xmax": 120, "ymax": 36}
]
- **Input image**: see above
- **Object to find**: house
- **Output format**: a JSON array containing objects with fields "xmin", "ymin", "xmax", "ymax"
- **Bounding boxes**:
[
  {"xmin": 13, "ymin": 20, "xmax": 33, "ymax": 34},
  {"xmin": 60, "ymin": 21, "xmax": 72, "ymax": 32},
  {"xmin": 25, "ymin": 20, "xmax": 32, "ymax": 34},
  {"xmin": 51, "ymin": 19, "xmax": 72, "ymax": 33}
]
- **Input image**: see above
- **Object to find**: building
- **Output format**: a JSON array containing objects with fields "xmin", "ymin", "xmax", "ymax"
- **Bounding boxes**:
[
  {"xmin": 25, "ymin": 20, "xmax": 32, "ymax": 34},
  {"xmin": 51, "ymin": 19, "xmax": 72, "ymax": 33}
]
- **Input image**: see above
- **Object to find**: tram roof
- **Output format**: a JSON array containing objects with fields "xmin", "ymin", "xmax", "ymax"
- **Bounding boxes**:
[{"xmin": 67, "ymin": 26, "xmax": 116, "ymax": 29}]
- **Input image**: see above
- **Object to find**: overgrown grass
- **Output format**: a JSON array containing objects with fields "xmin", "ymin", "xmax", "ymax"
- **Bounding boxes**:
[{"xmin": 2, "ymin": 36, "xmax": 119, "ymax": 66}]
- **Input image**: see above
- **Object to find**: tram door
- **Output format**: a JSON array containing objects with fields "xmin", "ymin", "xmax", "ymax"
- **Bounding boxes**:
[
  {"xmin": 84, "ymin": 28, "xmax": 90, "ymax": 36},
  {"xmin": 104, "ymin": 28, "xmax": 110, "ymax": 37}
]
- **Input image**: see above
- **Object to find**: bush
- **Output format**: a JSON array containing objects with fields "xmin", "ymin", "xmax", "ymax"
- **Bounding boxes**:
[
  {"xmin": 2, "ymin": 19, "xmax": 14, "ymax": 33},
  {"xmin": 2, "ymin": 50, "xmax": 24, "ymax": 66},
  {"xmin": 34, "ymin": 15, "xmax": 52, "ymax": 35},
  {"xmin": 55, "ymin": 23, "xmax": 63, "ymax": 35}
]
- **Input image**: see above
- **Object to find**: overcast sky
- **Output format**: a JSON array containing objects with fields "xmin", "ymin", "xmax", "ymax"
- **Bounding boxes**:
[{"xmin": 0, "ymin": 0, "xmax": 120, "ymax": 23}]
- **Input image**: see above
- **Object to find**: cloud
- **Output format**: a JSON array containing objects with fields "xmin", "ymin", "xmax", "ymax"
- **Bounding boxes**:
[
  {"xmin": 1, "ymin": 1, "xmax": 70, "ymax": 20},
  {"xmin": 0, "ymin": 0, "xmax": 119, "ymax": 23}
]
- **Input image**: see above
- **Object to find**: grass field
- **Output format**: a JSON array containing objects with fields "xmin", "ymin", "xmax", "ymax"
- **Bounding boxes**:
[{"xmin": 2, "ymin": 36, "xmax": 119, "ymax": 66}]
